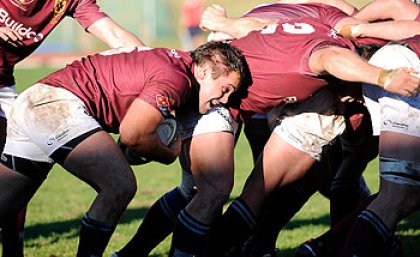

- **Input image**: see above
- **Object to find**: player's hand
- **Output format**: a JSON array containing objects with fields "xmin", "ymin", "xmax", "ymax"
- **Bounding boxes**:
[
  {"xmin": 200, "ymin": 4, "xmax": 227, "ymax": 32},
  {"xmin": 0, "ymin": 27, "xmax": 24, "ymax": 47},
  {"xmin": 377, "ymin": 67, "xmax": 420, "ymax": 97}
]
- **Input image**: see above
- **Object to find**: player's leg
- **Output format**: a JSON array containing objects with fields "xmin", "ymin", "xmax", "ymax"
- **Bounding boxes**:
[
  {"xmin": 60, "ymin": 131, "xmax": 137, "ymax": 257},
  {"xmin": 114, "ymin": 152, "xmax": 195, "ymax": 257},
  {"xmin": 204, "ymin": 88, "xmax": 347, "ymax": 257},
  {"xmin": 0, "ymin": 163, "xmax": 47, "ymax": 257},
  {"xmin": 243, "ymin": 114, "xmax": 271, "ymax": 164},
  {"xmin": 6, "ymin": 83, "xmax": 137, "ymax": 257},
  {"xmin": 243, "ymin": 158, "xmax": 331, "ymax": 257},
  {"xmin": 0, "ymin": 85, "xmax": 27, "ymax": 257},
  {"xmin": 340, "ymin": 45, "xmax": 420, "ymax": 257},
  {"xmin": 329, "ymin": 103, "xmax": 378, "ymax": 226},
  {"xmin": 169, "ymin": 106, "xmax": 238, "ymax": 257},
  {"xmin": 171, "ymin": 131, "xmax": 235, "ymax": 256},
  {"xmin": 340, "ymin": 132, "xmax": 420, "ymax": 257},
  {"xmin": 295, "ymin": 193, "xmax": 377, "ymax": 257},
  {"xmin": 203, "ymin": 133, "xmax": 316, "ymax": 257}
]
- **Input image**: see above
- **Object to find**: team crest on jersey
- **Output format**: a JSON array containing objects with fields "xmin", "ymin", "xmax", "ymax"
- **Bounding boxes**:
[
  {"xmin": 9, "ymin": 0, "xmax": 35, "ymax": 11},
  {"xmin": 283, "ymin": 96, "xmax": 297, "ymax": 103},
  {"xmin": 50, "ymin": 0, "xmax": 67, "ymax": 25},
  {"xmin": 156, "ymin": 95, "xmax": 174, "ymax": 117}
]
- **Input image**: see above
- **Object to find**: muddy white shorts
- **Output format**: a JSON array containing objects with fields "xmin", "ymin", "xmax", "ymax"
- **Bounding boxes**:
[
  {"xmin": 4, "ymin": 83, "xmax": 101, "ymax": 163},
  {"xmin": 269, "ymin": 88, "xmax": 346, "ymax": 160},
  {"xmin": 272, "ymin": 112, "xmax": 345, "ymax": 160},
  {"xmin": 0, "ymin": 85, "xmax": 18, "ymax": 118}
]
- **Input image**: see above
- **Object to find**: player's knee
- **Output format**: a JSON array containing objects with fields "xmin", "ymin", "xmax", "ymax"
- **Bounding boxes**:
[
  {"xmin": 104, "ymin": 177, "xmax": 137, "ymax": 205},
  {"xmin": 201, "ymin": 179, "xmax": 233, "ymax": 205}
]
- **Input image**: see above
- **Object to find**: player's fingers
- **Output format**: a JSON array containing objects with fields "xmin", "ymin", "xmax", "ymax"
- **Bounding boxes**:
[
  {"xmin": 4, "ymin": 29, "xmax": 22, "ymax": 42},
  {"xmin": 212, "ymin": 4, "xmax": 224, "ymax": 11},
  {"xmin": 10, "ymin": 30, "xmax": 23, "ymax": 41},
  {"xmin": 0, "ymin": 33, "xmax": 9, "ymax": 42}
]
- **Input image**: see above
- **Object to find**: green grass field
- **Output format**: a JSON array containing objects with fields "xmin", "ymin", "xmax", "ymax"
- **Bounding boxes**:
[{"xmin": 5, "ymin": 68, "xmax": 420, "ymax": 257}]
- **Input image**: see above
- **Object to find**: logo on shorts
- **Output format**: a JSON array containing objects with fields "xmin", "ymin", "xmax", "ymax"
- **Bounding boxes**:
[
  {"xmin": 156, "ymin": 95, "xmax": 174, "ymax": 117},
  {"xmin": 383, "ymin": 120, "xmax": 409, "ymax": 130},
  {"xmin": 47, "ymin": 129, "xmax": 70, "ymax": 146},
  {"xmin": 9, "ymin": 0, "xmax": 35, "ymax": 11},
  {"xmin": 50, "ymin": 0, "xmax": 67, "ymax": 25}
]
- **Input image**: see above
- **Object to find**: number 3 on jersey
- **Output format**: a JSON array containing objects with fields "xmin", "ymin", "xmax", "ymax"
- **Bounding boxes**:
[{"xmin": 261, "ymin": 22, "xmax": 315, "ymax": 35}]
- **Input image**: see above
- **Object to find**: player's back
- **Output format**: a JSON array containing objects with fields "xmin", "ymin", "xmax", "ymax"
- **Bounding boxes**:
[{"xmin": 230, "ymin": 17, "xmax": 355, "ymax": 118}]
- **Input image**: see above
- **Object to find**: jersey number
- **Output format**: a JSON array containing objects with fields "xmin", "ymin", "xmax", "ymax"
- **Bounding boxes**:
[{"xmin": 261, "ymin": 22, "xmax": 315, "ymax": 35}]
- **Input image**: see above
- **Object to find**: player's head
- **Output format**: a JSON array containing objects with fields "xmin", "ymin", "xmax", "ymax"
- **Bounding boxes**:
[
  {"xmin": 358, "ymin": 43, "xmax": 383, "ymax": 61},
  {"xmin": 190, "ymin": 41, "xmax": 249, "ymax": 114}
]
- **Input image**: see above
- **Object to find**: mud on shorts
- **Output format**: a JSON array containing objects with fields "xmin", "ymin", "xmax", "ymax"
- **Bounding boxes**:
[
  {"xmin": 363, "ymin": 43, "xmax": 420, "ymax": 186},
  {"xmin": 2, "ymin": 83, "xmax": 102, "ymax": 180},
  {"xmin": 269, "ymin": 87, "xmax": 346, "ymax": 160}
]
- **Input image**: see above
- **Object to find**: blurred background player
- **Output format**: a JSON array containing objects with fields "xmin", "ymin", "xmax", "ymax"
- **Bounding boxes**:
[
  {"xmin": 179, "ymin": 0, "xmax": 206, "ymax": 50},
  {"xmin": 0, "ymin": 1, "xmax": 144, "ymax": 256}
]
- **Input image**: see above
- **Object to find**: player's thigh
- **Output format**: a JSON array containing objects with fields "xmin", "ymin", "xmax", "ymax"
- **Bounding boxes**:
[
  {"xmin": 63, "ymin": 131, "xmax": 137, "ymax": 195},
  {"xmin": 179, "ymin": 106, "xmax": 238, "ymax": 193},
  {"xmin": 263, "ymin": 132, "xmax": 315, "ymax": 188},
  {"xmin": 189, "ymin": 131, "xmax": 235, "ymax": 193}
]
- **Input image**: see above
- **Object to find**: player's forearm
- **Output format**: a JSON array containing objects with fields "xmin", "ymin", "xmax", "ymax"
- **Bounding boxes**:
[
  {"xmin": 210, "ymin": 17, "xmax": 277, "ymax": 39},
  {"xmin": 88, "ymin": 17, "xmax": 145, "ymax": 48},
  {"xmin": 101, "ymin": 27, "xmax": 145, "ymax": 48},
  {"xmin": 311, "ymin": 47, "xmax": 378, "ymax": 85},
  {"xmin": 344, "ymin": 21, "xmax": 420, "ymax": 41},
  {"xmin": 126, "ymin": 134, "xmax": 178, "ymax": 165},
  {"xmin": 229, "ymin": 17, "xmax": 278, "ymax": 39},
  {"xmin": 312, "ymin": 46, "xmax": 420, "ymax": 97}
]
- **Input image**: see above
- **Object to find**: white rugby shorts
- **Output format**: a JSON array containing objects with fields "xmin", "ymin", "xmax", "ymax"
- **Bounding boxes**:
[
  {"xmin": 4, "ymin": 83, "xmax": 101, "ymax": 163},
  {"xmin": 272, "ymin": 112, "xmax": 346, "ymax": 160},
  {"xmin": 177, "ymin": 105, "xmax": 239, "ymax": 141},
  {"xmin": 0, "ymin": 85, "xmax": 18, "ymax": 118}
]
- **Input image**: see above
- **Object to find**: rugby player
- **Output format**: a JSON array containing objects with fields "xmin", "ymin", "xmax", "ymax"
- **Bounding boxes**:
[
  {"xmin": 0, "ymin": 41, "xmax": 247, "ymax": 257},
  {"xmin": 297, "ymin": 37, "xmax": 420, "ymax": 257},
  {"xmin": 0, "ymin": 1, "xmax": 145, "ymax": 256},
  {"xmin": 114, "ymin": 3, "xmax": 420, "ymax": 257},
  {"xmin": 199, "ymin": 15, "xmax": 419, "ymax": 257},
  {"xmin": 200, "ymin": 2, "xmax": 420, "ymax": 256}
]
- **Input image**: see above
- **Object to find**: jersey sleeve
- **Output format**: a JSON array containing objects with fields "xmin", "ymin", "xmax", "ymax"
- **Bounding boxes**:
[
  {"xmin": 71, "ymin": 0, "xmax": 108, "ymax": 30},
  {"xmin": 138, "ymin": 66, "xmax": 192, "ymax": 117}
]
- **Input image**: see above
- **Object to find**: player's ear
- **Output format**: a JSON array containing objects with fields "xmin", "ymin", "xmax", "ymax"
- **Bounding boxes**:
[{"xmin": 196, "ymin": 63, "xmax": 211, "ymax": 80}]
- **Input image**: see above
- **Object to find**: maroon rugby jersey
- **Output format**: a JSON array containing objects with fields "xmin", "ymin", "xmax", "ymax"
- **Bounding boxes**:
[
  {"xmin": 229, "ymin": 17, "xmax": 356, "ymax": 121},
  {"xmin": 39, "ymin": 47, "xmax": 195, "ymax": 133},
  {"xmin": 0, "ymin": 0, "xmax": 107, "ymax": 87},
  {"xmin": 400, "ymin": 35, "xmax": 420, "ymax": 57},
  {"xmin": 242, "ymin": 2, "xmax": 349, "ymax": 29}
]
